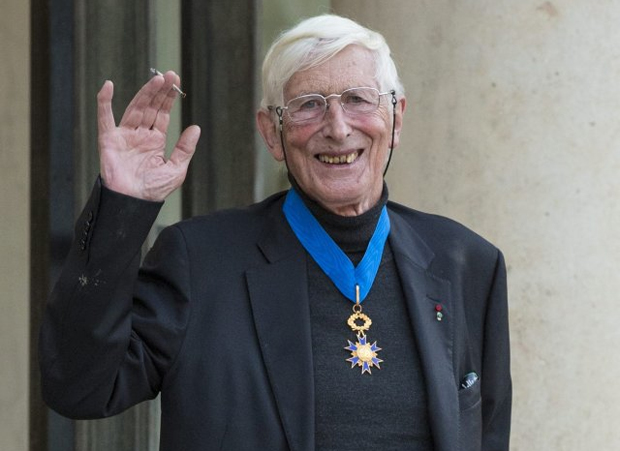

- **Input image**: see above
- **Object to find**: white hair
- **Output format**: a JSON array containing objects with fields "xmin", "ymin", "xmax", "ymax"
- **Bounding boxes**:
[{"xmin": 260, "ymin": 14, "xmax": 405, "ymax": 109}]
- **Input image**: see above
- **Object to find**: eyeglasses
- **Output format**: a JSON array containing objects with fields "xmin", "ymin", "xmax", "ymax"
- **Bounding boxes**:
[{"xmin": 271, "ymin": 87, "xmax": 395, "ymax": 124}]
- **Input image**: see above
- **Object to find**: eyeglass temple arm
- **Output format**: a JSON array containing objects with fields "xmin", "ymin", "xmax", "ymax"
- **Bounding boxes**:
[
  {"xmin": 383, "ymin": 90, "xmax": 397, "ymax": 177},
  {"xmin": 271, "ymin": 106, "xmax": 292, "ymax": 171},
  {"xmin": 275, "ymin": 106, "xmax": 284, "ymax": 131}
]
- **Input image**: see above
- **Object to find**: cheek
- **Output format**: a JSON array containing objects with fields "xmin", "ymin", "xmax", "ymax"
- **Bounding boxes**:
[
  {"xmin": 286, "ymin": 125, "xmax": 321, "ymax": 150},
  {"xmin": 357, "ymin": 109, "xmax": 391, "ymax": 133},
  {"xmin": 361, "ymin": 121, "xmax": 392, "ymax": 146}
]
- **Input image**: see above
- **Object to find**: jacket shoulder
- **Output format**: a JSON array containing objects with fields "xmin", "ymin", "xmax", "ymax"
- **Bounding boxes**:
[
  {"xmin": 164, "ymin": 191, "xmax": 287, "ymax": 245},
  {"xmin": 387, "ymin": 201, "xmax": 501, "ymax": 265}
]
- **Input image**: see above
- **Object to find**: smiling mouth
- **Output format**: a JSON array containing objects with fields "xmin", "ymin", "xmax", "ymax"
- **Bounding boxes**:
[{"xmin": 317, "ymin": 151, "xmax": 360, "ymax": 165}]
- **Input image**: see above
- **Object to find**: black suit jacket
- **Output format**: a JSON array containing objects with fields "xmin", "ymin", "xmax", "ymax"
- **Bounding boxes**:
[{"xmin": 40, "ymin": 180, "xmax": 511, "ymax": 451}]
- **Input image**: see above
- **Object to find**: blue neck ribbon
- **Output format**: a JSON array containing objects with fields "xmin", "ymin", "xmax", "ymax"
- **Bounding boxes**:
[{"xmin": 283, "ymin": 188, "xmax": 390, "ymax": 304}]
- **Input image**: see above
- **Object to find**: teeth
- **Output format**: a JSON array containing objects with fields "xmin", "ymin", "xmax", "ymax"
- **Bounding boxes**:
[{"xmin": 318, "ymin": 151, "xmax": 359, "ymax": 165}]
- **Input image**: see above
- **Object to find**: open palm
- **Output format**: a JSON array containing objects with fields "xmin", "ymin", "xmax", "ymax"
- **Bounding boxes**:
[{"xmin": 97, "ymin": 71, "xmax": 200, "ymax": 201}]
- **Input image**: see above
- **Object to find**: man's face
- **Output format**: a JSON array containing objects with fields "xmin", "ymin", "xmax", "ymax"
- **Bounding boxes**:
[{"xmin": 262, "ymin": 45, "xmax": 405, "ymax": 216}]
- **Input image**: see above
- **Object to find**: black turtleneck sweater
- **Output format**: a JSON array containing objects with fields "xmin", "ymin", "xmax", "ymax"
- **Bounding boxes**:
[{"xmin": 290, "ymin": 181, "xmax": 434, "ymax": 451}]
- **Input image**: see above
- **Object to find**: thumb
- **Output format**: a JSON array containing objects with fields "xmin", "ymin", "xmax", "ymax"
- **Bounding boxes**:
[
  {"xmin": 97, "ymin": 80, "xmax": 116, "ymax": 134},
  {"xmin": 169, "ymin": 125, "xmax": 201, "ymax": 170}
]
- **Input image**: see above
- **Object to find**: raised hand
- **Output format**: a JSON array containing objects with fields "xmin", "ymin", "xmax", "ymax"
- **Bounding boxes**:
[{"xmin": 97, "ymin": 71, "xmax": 201, "ymax": 201}]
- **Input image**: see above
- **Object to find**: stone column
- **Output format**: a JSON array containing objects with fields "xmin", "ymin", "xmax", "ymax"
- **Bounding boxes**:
[
  {"xmin": 333, "ymin": 1, "xmax": 620, "ymax": 449},
  {"xmin": 181, "ymin": 0, "xmax": 258, "ymax": 215},
  {"xmin": 74, "ymin": 0, "xmax": 155, "ymax": 208},
  {"xmin": 31, "ymin": 0, "xmax": 78, "ymax": 449}
]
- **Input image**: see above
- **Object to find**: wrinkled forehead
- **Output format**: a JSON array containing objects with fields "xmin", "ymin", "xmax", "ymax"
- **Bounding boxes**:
[{"xmin": 283, "ymin": 46, "xmax": 378, "ymax": 101}]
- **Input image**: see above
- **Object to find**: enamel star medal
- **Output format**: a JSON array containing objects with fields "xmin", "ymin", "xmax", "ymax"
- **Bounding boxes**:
[{"xmin": 344, "ymin": 285, "xmax": 383, "ymax": 375}]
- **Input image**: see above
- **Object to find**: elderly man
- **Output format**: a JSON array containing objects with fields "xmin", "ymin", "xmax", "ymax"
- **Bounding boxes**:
[{"xmin": 40, "ymin": 14, "xmax": 511, "ymax": 451}]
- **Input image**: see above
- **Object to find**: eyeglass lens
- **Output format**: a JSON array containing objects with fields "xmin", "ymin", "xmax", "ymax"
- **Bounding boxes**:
[{"xmin": 286, "ymin": 87, "xmax": 382, "ymax": 123}]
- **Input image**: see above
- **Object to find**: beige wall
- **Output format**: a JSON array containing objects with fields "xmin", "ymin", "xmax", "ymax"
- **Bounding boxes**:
[
  {"xmin": 0, "ymin": 0, "xmax": 30, "ymax": 450},
  {"xmin": 333, "ymin": 0, "xmax": 620, "ymax": 449}
]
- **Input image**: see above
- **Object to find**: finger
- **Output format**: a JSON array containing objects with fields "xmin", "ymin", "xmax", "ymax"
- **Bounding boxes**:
[
  {"xmin": 119, "ymin": 74, "xmax": 166, "ymax": 128},
  {"xmin": 140, "ymin": 71, "xmax": 180, "ymax": 130},
  {"xmin": 97, "ymin": 80, "xmax": 116, "ymax": 133},
  {"xmin": 152, "ymin": 77, "xmax": 181, "ymax": 132},
  {"xmin": 169, "ymin": 125, "xmax": 201, "ymax": 172}
]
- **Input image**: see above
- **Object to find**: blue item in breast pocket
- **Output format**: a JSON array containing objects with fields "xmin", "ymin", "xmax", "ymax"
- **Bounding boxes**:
[{"xmin": 460, "ymin": 372, "xmax": 479, "ymax": 390}]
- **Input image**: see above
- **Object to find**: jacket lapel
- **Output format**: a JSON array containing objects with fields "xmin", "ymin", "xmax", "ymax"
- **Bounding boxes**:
[
  {"xmin": 246, "ymin": 203, "xmax": 315, "ymax": 451},
  {"xmin": 388, "ymin": 209, "xmax": 459, "ymax": 451}
]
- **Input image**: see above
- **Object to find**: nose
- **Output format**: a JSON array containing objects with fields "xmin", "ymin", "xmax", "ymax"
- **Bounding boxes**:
[{"xmin": 322, "ymin": 97, "xmax": 352, "ymax": 141}]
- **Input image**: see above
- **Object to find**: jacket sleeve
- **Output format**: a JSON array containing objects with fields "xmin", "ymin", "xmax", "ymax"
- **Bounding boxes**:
[
  {"xmin": 39, "ymin": 179, "xmax": 192, "ymax": 419},
  {"xmin": 481, "ymin": 250, "xmax": 512, "ymax": 451}
]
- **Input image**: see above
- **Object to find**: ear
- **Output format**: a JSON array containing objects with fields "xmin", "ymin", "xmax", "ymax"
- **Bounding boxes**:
[
  {"xmin": 257, "ymin": 109, "xmax": 285, "ymax": 162},
  {"xmin": 391, "ymin": 97, "xmax": 407, "ymax": 149}
]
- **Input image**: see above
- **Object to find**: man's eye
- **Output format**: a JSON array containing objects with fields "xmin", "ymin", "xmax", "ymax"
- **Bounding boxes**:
[
  {"xmin": 298, "ymin": 99, "xmax": 322, "ymax": 110},
  {"xmin": 345, "ymin": 95, "xmax": 370, "ymax": 105}
]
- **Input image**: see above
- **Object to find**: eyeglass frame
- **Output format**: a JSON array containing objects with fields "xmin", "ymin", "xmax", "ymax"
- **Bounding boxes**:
[
  {"xmin": 268, "ymin": 87, "xmax": 397, "ymax": 128},
  {"xmin": 267, "ymin": 87, "xmax": 399, "ymax": 177}
]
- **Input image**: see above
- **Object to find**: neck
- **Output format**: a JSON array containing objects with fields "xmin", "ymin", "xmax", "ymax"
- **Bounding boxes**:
[
  {"xmin": 287, "ymin": 175, "xmax": 385, "ymax": 217},
  {"xmin": 322, "ymin": 198, "xmax": 379, "ymax": 217}
]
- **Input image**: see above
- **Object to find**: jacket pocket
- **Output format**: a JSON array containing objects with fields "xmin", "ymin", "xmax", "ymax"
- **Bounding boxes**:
[
  {"xmin": 458, "ymin": 378, "xmax": 481, "ymax": 412},
  {"xmin": 458, "ymin": 381, "xmax": 482, "ymax": 451}
]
